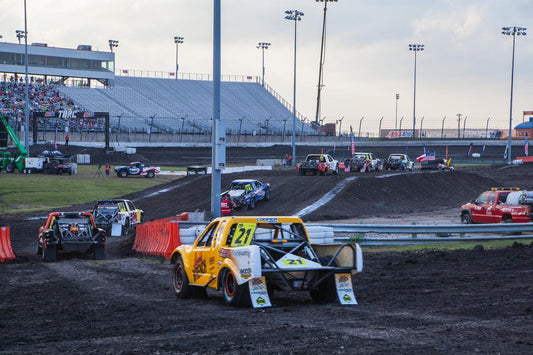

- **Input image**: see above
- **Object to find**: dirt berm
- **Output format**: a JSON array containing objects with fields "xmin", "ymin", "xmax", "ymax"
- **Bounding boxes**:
[{"xmin": 1, "ymin": 144, "xmax": 532, "ymax": 354}]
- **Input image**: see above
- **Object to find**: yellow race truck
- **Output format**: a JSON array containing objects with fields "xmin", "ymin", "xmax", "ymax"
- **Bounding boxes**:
[{"xmin": 170, "ymin": 216, "xmax": 363, "ymax": 307}]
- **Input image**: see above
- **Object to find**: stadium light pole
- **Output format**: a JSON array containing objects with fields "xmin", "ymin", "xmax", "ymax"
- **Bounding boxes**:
[
  {"xmin": 211, "ymin": 0, "xmax": 223, "ymax": 218},
  {"xmin": 264, "ymin": 116, "xmax": 271, "ymax": 141},
  {"xmin": 314, "ymin": 0, "xmax": 337, "ymax": 125},
  {"xmin": 256, "ymin": 42, "xmax": 270, "ymax": 86},
  {"xmin": 395, "ymin": 93, "xmax": 399, "ymax": 130},
  {"xmin": 282, "ymin": 117, "xmax": 288, "ymax": 142},
  {"xmin": 456, "ymin": 113, "xmax": 462, "ymax": 138},
  {"xmin": 285, "ymin": 9, "xmax": 304, "ymax": 167},
  {"xmin": 358, "ymin": 116, "xmax": 364, "ymax": 139},
  {"xmin": 336, "ymin": 116, "xmax": 344, "ymax": 138},
  {"xmin": 20, "ymin": 1, "xmax": 30, "ymax": 154},
  {"xmin": 237, "ymin": 115, "xmax": 245, "ymax": 143},
  {"xmin": 502, "ymin": 26, "xmax": 527, "ymax": 165},
  {"xmin": 174, "ymin": 36, "xmax": 184, "ymax": 80},
  {"xmin": 16, "ymin": 30, "xmax": 24, "ymax": 44},
  {"xmin": 300, "ymin": 117, "xmax": 307, "ymax": 136},
  {"xmin": 486, "ymin": 117, "xmax": 491, "ymax": 139},
  {"xmin": 409, "ymin": 44, "xmax": 424, "ymax": 139},
  {"xmin": 441, "ymin": 116, "xmax": 446, "ymax": 139},
  {"xmin": 108, "ymin": 39, "xmax": 119, "ymax": 52}
]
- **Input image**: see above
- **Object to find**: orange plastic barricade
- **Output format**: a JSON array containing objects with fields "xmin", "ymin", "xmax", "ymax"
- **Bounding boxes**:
[
  {"xmin": 132, "ymin": 216, "xmax": 183, "ymax": 258},
  {"xmin": 0, "ymin": 227, "xmax": 15, "ymax": 263}
]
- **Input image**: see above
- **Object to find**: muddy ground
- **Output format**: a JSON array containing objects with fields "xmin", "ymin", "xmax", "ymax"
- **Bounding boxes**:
[{"xmin": 1, "ymin": 144, "xmax": 533, "ymax": 354}]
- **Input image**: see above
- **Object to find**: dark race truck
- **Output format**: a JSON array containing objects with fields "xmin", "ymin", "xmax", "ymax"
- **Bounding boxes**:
[
  {"xmin": 92, "ymin": 199, "xmax": 144, "ymax": 235},
  {"xmin": 460, "ymin": 188, "xmax": 532, "ymax": 224},
  {"xmin": 38, "ymin": 212, "xmax": 106, "ymax": 262},
  {"xmin": 298, "ymin": 154, "xmax": 339, "ymax": 176},
  {"xmin": 345, "ymin": 152, "xmax": 383, "ymax": 172}
]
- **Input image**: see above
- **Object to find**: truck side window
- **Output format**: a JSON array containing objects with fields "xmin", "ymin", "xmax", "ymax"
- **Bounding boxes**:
[
  {"xmin": 487, "ymin": 193, "xmax": 496, "ymax": 205},
  {"xmin": 197, "ymin": 222, "xmax": 218, "ymax": 247},
  {"xmin": 477, "ymin": 192, "xmax": 489, "ymax": 204}
]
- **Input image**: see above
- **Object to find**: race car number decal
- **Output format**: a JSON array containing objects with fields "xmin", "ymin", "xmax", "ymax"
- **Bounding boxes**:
[
  {"xmin": 231, "ymin": 223, "xmax": 257, "ymax": 247},
  {"xmin": 282, "ymin": 258, "xmax": 307, "ymax": 266}
]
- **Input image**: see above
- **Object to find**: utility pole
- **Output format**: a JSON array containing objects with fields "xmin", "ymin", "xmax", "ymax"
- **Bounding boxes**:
[{"xmin": 456, "ymin": 113, "xmax": 462, "ymax": 139}]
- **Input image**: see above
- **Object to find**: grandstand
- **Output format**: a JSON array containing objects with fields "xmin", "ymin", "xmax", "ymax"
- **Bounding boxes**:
[
  {"xmin": 54, "ymin": 76, "xmax": 316, "ymax": 136},
  {"xmin": 0, "ymin": 41, "xmax": 317, "ymax": 140}
]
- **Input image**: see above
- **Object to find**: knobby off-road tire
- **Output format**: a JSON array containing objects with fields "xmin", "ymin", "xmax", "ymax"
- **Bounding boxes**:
[
  {"xmin": 42, "ymin": 244, "xmax": 57, "ymax": 262},
  {"xmin": 222, "ymin": 269, "xmax": 250, "ymax": 307},
  {"xmin": 265, "ymin": 188, "xmax": 271, "ymax": 201},
  {"xmin": 249, "ymin": 196, "xmax": 255, "ymax": 209},
  {"xmin": 5, "ymin": 162, "xmax": 15, "ymax": 173},
  {"xmin": 310, "ymin": 257, "xmax": 338, "ymax": 304},
  {"xmin": 172, "ymin": 257, "xmax": 207, "ymax": 299},
  {"xmin": 461, "ymin": 212, "xmax": 473, "ymax": 224},
  {"xmin": 122, "ymin": 219, "xmax": 130, "ymax": 235}
]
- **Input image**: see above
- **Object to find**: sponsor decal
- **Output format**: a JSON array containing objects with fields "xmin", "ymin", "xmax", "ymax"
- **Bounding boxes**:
[
  {"xmin": 232, "ymin": 250, "xmax": 250, "ymax": 257},
  {"xmin": 256, "ymin": 217, "xmax": 278, "ymax": 223}
]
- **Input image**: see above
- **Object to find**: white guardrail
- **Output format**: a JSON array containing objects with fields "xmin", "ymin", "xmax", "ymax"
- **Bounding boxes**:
[{"xmin": 177, "ymin": 221, "xmax": 533, "ymax": 246}]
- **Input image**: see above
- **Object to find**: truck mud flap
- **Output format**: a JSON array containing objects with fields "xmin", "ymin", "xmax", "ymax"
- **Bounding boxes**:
[
  {"xmin": 335, "ymin": 273, "xmax": 358, "ymax": 305},
  {"xmin": 248, "ymin": 276, "xmax": 272, "ymax": 308}
]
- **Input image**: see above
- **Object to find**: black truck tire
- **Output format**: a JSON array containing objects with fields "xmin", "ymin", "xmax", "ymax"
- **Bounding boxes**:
[
  {"xmin": 5, "ymin": 162, "xmax": 15, "ymax": 173},
  {"xmin": 310, "ymin": 257, "xmax": 338, "ymax": 304},
  {"xmin": 222, "ymin": 269, "xmax": 250, "ymax": 307},
  {"xmin": 119, "ymin": 170, "xmax": 128, "ymax": 178}
]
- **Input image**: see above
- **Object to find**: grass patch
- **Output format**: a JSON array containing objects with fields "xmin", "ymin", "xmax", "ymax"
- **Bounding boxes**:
[
  {"xmin": 0, "ymin": 165, "xmax": 182, "ymax": 214},
  {"xmin": 363, "ymin": 238, "xmax": 533, "ymax": 252}
]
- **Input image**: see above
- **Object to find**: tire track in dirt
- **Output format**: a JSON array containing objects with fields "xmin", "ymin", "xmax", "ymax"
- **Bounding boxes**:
[
  {"xmin": 44, "ymin": 259, "xmax": 166, "ymax": 302},
  {"xmin": 295, "ymin": 176, "xmax": 357, "ymax": 217}
]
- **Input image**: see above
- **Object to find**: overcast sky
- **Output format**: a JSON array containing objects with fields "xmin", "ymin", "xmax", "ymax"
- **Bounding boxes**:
[{"xmin": 1, "ymin": 0, "xmax": 532, "ymax": 135}]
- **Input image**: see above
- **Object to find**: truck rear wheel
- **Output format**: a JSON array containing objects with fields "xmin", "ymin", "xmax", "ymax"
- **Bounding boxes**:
[
  {"xmin": 310, "ymin": 257, "xmax": 337, "ymax": 304},
  {"xmin": 222, "ymin": 269, "xmax": 250, "ymax": 307},
  {"xmin": 146, "ymin": 171, "xmax": 155, "ymax": 178}
]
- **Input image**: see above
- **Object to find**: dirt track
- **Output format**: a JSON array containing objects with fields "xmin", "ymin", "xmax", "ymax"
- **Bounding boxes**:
[{"xmin": 1, "ymin": 145, "xmax": 533, "ymax": 354}]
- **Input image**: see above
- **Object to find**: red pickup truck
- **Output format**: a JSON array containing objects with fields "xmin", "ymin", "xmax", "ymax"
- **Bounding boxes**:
[{"xmin": 460, "ymin": 188, "xmax": 532, "ymax": 224}]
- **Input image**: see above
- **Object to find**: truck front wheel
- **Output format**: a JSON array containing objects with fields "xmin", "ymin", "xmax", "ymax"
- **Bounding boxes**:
[
  {"xmin": 461, "ymin": 212, "xmax": 473, "ymax": 224},
  {"xmin": 119, "ymin": 170, "xmax": 128, "ymax": 178},
  {"xmin": 5, "ymin": 162, "xmax": 15, "ymax": 173}
]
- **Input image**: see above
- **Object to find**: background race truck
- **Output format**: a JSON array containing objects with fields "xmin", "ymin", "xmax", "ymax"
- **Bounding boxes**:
[
  {"xmin": 223, "ymin": 179, "xmax": 271, "ymax": 211},
  {"xmin": 171, "ymin": 216, "xmax": 363, "ymax": 308},
  {"xmin": 384, "ymin": 154, "xmax": 414, "ymax": 171},
  {"xmin": 298, "ymin": 154, "xmax": 339, "ymax": 175},
  {"xmin": 114, "ymin": 162, "xmax": 160, "ymax": 178},
  {"xmin": 92, "ymin": 199, "xmax": 144, "ymax": 235},
  {"xmin": 345, "ymin": 152, "xmax": 383, "ymax": 172},
  {"xmin": 461, "ymin": 187, "xmax": 532, "ymax": 224},
  {"xmin": 38, "ymin": 212, "xmax": 106, "ymax": 262}
]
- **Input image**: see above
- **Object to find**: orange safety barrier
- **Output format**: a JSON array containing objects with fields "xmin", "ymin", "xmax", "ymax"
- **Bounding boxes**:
[
  {"xmin": 0, "ymin": 227, "xmax": 16, "ymax": 263},
  {"xmin": 133, "ymin": 213, "xmax": 188, "ymax": 258}
]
